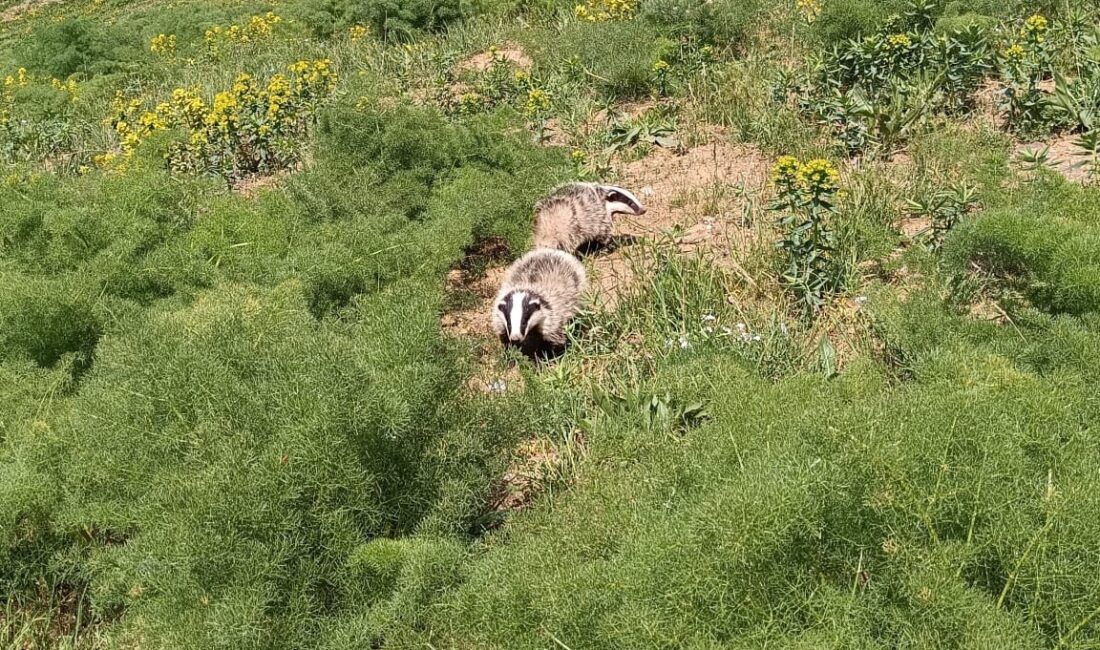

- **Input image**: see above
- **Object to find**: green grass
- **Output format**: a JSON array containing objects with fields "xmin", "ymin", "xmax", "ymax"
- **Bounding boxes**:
[{"xmin": 2, "ymin": 0, "xmax": 1100, "ymax": 648}]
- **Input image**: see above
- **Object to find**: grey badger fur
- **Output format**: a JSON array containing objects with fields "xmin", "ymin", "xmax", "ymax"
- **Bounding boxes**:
[
  {"xmin": 533, "ymin": 182, "xmax": 646, "ymax": 253},
  {"xmin": 492, "ymin": 248, "xmax": 587, "ymax": 355}
]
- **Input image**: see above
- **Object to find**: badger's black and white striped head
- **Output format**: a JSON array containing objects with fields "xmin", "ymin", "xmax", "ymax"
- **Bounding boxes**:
[
  {"xmin": 496, "ymin": 290, "xmax": 548, "ymax": 343},
  {"xmin": 600, "ymin": 185, "xmax": 646, "ymax": 218}
]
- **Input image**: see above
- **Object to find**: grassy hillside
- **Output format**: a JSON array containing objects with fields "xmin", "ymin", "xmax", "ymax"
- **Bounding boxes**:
[{"xmin": 1, "ymin": 0, "xmax": 1099, "ymax": 648}]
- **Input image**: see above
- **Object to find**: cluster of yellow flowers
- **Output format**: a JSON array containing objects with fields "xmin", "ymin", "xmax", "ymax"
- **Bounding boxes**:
[
  {"xmin": 349, "ymin": 25, "xmax": 369, "ymax": 41},
  {"xmin": 574, "ymin": 0, "xmax": 635, "ymax": 22},
  {"xmin": 51, "ymin": 77, "xmax": 78, "ymax": 99},
  {"xmin": 3, "ymin": 67, "xmax": 28, "ymax": 89},
  {"xmin": 1021, "ymin": 14, "xmax": 1048, "ymax": 43},
  {"xmin": 524, "ymin": 88, "xmax": 551, "ymax": 118},
  {"xmin": 652, "ymin": 59, "xmax": 670, "ymax": 74},
  {"xmin": 886, "ymin": 33, "xmax": 912, "ymax": 50},
  {"xmin": 150, "ymin": 33, "xmax": 177, "ymax": 55},
  {"xmin": 1002, "ymin": 14, "xmax": 1048, "ymax": 63},
  {"xmin": 796, "ymin": 0, "xmax": 822, "ymax": 23},
  {"xmin": 797, "ymin": 158, "xmax": 841, "ymax": 193},
  {"xmin": 204, "ymin": 12, "xmax": 281, "ymax": 56},
  {"xmin": 109, "ymin": 59, "xmax": 335, "ymax": 176},
  {"xmin": 1002, "ymin": 43, "xmax": 1026, "ymax": 61},
  {"xmin": 772, "ymin": 156, "xmax": 840, "ymax": 196}
]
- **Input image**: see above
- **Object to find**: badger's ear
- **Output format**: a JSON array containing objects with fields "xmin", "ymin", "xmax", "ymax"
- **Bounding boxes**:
[{"xmin": 602, "ymin": 185, "xmax": 646, "ymax": 216}]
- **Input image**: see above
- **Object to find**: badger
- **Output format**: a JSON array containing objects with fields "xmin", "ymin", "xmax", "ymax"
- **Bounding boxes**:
[
  {"xmin": 533, "ymin": 182, "xmax": 646, "ymax": 253},
  {"xmin": 492, "ymin": 248, "xmax": 587, "ymax": 356}
]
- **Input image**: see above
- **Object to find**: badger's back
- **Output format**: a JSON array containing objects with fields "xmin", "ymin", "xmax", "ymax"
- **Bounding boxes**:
[
  {"xmin": 492, "ymin": 248, "xmax": 587, "ymax": 348},
  {"xmin": 533, "ymin": 183, "xmax": 610, "ymax": 252},
  {"xmin": 503, "ymin": 248, "xmax": 586, "ymax": 310}
]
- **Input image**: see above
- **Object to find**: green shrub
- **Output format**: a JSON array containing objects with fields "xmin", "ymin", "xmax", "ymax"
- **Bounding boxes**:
[
  {"xmin": 640, "ymin": 0, "xmax": 770, "ymax": 46},
  {"xmin": 524, "ymin": 19, "xmax": 667, "ymax": 99},
  {"xmin": 17, "ymin": 17, "xmax": 137, "ymax": 78},
  {"xmin": 947, "ymin": 179, "xmax": 1100, "ymax": 315},
  {"xmin": 811, "ymin": 0, "xmax": 905, "ymax": 45},
  {"xmin": 0, "ymin": 273, "xmax": 102, "ymax": 372},
  {"xmin": 293, "ymin": 0, "xmax": 467, "ymax": 40},
  {"xmin": 0, "ymin": 96, "xmax": 571, "ymax": 647}
]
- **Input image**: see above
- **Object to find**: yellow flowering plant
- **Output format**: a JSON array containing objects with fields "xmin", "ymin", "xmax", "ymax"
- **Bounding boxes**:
[
  {"xmin": 770, "ymin": 156, "xmax": 845, "ymax": 315},
  {"xmin": 204, "ymin": 13, "xmax": 281, "ymax": 58},
  {"xmin": 104, "ymin": 60, "xmax": 337, "ymax": 180},
  {"xmin": 998, "ymin": 14, "xmax": 1053, "ymax": 135},
  {"xmin": 574, "ymin": 0, "xmax": 635, "ymax": 22},
  {"xmin": 796, "ymin": 0, "xmax": 822, "ymax": 23},
  {"xmin": 2, "ymin": 68, "xmax": 84, "ymax": 170},
  {"xmin": 150, "ymin": 33, "xmax": 176, "ymax": 55}
]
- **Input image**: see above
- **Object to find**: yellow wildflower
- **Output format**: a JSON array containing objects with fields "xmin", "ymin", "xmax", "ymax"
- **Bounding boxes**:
[
  {"xmin": 771, "ymin": 155, "xmax": 801, "ymax": 187},
  {"xmin": 1022, "ymin": 14, "xmax": 1047, "ymax": 41},
  {"xmin": 524, "ymin": 88, "xmax": 551, "ymax": 117},
  {"xmin": 574, "ymin": 0, "xmax": 635, "ymax": 22},
  {"xmin": 886, "ymin": 33, "xmax": 912, "ymax": 50},
  {"xmin": 1002, "ymin": 43, "xmax": 1025, "ymax": 61},
  {"xmin": 796, "ymin": 159, "xmax": 840, "ymax": 194},
  {"xmin": 150, "ymin": 33, "xmax": 177, "ymax": 54},
  {"xmin": 796, "ymin": 0, "xmax": 822, "ymax": 22}
]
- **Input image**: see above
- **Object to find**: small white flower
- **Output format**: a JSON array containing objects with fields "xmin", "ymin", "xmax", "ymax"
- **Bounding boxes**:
[
  {"xmin": 855, "ymin": 295, "xmax": 868, "ymax": 306},
  {"xmin": 736, "ymin": 322, "xmax": 747, "ymax": 331},
  {"xmin": 752, "ymin": 334, "xmax": 762, "ymax": 342},
  {"xmin": 720, "ymin": 326, "xmax": 732, "ymax": 335},
  {"xmin": 664, "ymin": 338, "xmax": 674, "ymax": 349},
  {"xmin": 489, "ymin": 379, "xmax": 507, "ymax": 394},
  {"xmin": 703, "ymin": 326, "xmax": 714, "ymax": 334},
  {"xmin": 702, "ymin": 313, "xmax": 717, "ymax": 322},
  {"xmin": 678, "ymin": 335, "xmax": 690, "ymax": 350}
]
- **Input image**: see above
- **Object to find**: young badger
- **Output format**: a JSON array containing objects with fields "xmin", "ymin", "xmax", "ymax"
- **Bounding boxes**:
[
  {"xmin": 492, "ymin": 248, "xmax": 586, "ymax": 356},
  {"xmin": 533, "ymin": 182, "xmax": 646, "ymax": 253}
]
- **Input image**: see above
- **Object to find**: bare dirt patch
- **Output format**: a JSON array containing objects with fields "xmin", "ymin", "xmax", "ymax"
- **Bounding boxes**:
[
  {"xmin": 1, "ymin": 0, "xmax": 58, "ymax": 21},
  {"xmin": 1015, "ymin": 134, "xmax": 1094, "ymax": 184},
  {"xmin": 233, "ymin": 172, "xmax": 289, "ymax": 197},
  {"xmin": 587, "ymin": 140, "xmax": 774, "ymax": 307},
  {"xmin": 897, "ymin": 215, "xmax": 931, "ymax": 241},
  {"xmin": 486, "ymin": 431, "xmax": 584, "ymax": 516},
  {"xmin": 441, "ymin": 267, "xmax": 504, "ymax": 338},
  {"xmin": 457, "ymin": 44, "xmax": 532, "ymax": 73},
  {"xmin": 969, "ymin": 297, "xmax": 1009, "ymax": 324}
]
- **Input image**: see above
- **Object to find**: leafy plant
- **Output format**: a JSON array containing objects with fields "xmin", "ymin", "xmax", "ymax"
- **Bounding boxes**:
[
  {"xmin": 798, "ymin": 2, "xmax": 992, "ymax": 154},
  {"xmin": 602, "ymin": 110, "xmax": 680, "ymax": 155},
  {"xmin": 593, "ymin": 390, "xmax": 710, "ymax": 436},
  {"xmin": 1017, "ymin": 144, "xmax": 1054, "ymax": 173},
  {"xmin": 998, "ymin": 14, "xmax": 1054, "ymax": 135},
  {"xmin": 905, "ymin": 181, "xmax": 979, "ymax": 250},
  {"xmin": 771, "ymin": 156, "xmax": 845, "ymax": 315},
  {"xmin": 1071, "ymin": 130, "xmax": 1100, "ymax": 181}
]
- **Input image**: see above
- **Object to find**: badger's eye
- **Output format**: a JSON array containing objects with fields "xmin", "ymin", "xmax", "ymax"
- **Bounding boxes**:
[{"xmin": 529, "ymin": 302, "xmax": 541, "ymax": 312}]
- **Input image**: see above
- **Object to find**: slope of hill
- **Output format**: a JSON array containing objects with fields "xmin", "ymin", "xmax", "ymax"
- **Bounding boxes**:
[{"xmin": 2, "ymin": 0, "xmax": 1100, "ymax": 648}]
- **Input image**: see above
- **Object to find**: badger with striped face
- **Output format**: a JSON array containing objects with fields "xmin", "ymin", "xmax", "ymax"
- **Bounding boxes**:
[
  {"xmin": 533, "ymin": 182, "xmax": 646, "ymax": 254},
  {"xmin": 492, "ymin": 248, "xmax": 587, "ymax": 356}
]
